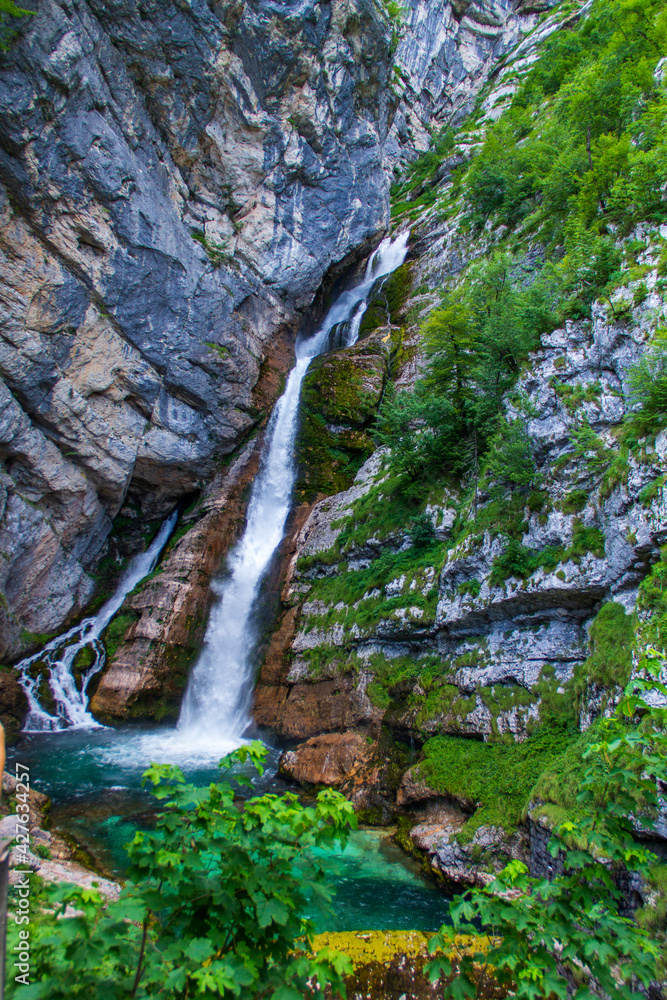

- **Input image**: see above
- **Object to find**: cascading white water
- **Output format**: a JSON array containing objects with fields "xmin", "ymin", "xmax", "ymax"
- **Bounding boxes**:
[
  {"xmin": 17, "ymin": 509, "xmax": 178, "ymax": 732},
  {"xmin": 178, "ymin": 230, "xmax": 410, "ymax": 745}
]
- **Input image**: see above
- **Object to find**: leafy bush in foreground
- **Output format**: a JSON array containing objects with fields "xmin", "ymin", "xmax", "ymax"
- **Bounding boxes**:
[{"xmin": 11, "ymin": 743, "xmax": 356, "ymax": 1000}]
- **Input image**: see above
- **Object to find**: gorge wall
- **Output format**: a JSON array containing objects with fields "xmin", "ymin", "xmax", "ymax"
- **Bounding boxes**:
[
  {"xmin": 1, "ymin": 0, "xmax": 665, "ymax": 954},
  {"xmin": 0, "ymin": 0, "xmax": 552, "ymax": 714}
]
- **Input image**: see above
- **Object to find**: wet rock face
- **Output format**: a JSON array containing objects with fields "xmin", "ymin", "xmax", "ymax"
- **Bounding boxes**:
[
  {"xmin": 90, "ymin": 439, "xmax": 261, "ymax": 720},
  {"xmin": 0, "ymin": 0, "xmax": 395, "ymax": 655}
]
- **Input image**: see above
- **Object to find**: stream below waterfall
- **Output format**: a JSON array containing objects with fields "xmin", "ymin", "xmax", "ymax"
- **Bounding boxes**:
[{"xmin": 10, "ymin": 231, "xmax": 453, "ymax": 932}]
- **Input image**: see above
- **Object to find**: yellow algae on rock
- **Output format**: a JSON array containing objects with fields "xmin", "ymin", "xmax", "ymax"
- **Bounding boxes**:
[{"xmin": 310, "ymin": 930, "xmax": 505, "ymax": 1000}]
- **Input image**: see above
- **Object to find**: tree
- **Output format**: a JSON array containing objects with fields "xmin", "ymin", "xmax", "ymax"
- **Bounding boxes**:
[
  {"xmin": 426, "ymin": 650, "xmax": 667, "ymax": 999},
  {"xmin": 9, "ymin": 743, "xmax": 356, "ymax": 999},
  {"xmin": 374, "ymin": 387, "xmax": 464, "ymax": 485},
  {"xmin": 483, "ymin": 417, "xmax": 540, "ymax": 498},
  {"xmin": 628, "ymin": 334, "xmax": 667, "ymax": 435}
]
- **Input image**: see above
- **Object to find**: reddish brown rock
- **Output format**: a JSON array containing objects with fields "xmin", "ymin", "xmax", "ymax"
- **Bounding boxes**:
[
  {"xmin": 90, "ymin": 442, "xmax": 261, "ymax": 720},
  {"xmin": 279, "ymin": 732, "xmax": 372, "ymax": 786},
  {"xmin": 255, "ymin": 675, "xmax": 379, "ymax": 739}
]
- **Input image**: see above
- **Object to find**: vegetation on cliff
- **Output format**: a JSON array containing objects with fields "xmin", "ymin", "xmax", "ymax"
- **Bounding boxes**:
[{"xmin": 427, "ymin": 656, "xmax": 667, "ymax": 999}]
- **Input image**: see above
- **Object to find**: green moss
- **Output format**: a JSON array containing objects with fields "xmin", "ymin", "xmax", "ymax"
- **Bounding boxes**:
[
  {"xmin": 561, "ymin": 489, "xmax": 588, "ymax": 514},
  {"xmin": 357, "ymin": 261, "xmax": 415, "ymax": 338},
  {"xmin": 101, "ymin": 611, "xmax": 140, "ymax": 663},
  {"xmin": 529, "ymin": 665, "xmax": 578, "ymax": 733},
  {"xmin": 71, "ymin": 645, "xmax": 96, "ymax": 677},
  {"xmin": 637, "ymin": 546, "xmax": 667, "ymax": 646},
  {"xmin": 295, "ymin": 345, "xmax": 388, "ymax": 500},
  {"xmin": 530, "ymin": 723, "xmax": 604, "ymax": 816},
  {"xmin": 205, "ymin": 341, "xmax": 229, "ymax": 358},
  {"xmin": 418, "ymin": 725, "xmax": 576, "ymax": 840},
  {"xmin": 636, "ymin": 864, "xmax": 667, "ymax": 945},
  {"xmin": 573, "ymin": 602, "xmax": 635, "ymax": 701}
]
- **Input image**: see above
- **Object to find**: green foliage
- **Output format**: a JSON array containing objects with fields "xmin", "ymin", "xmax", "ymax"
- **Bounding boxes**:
[
  {"xmin": 0, "ymin": 0, "xmax": 32, "ymax": 49},
  {"xmin": 570, "ymin": 420, "xmax": 612, "ymax": 475},
  {"xmin": 14, "ymin": 744, "xmax": 356, "ymax": 999},
  {"xmin": 377, "ymin": 253, "xmax": 554, "ymax": 493},
  {"xmin": 410, "ymin": 513, "xmax": 437, "ymax": 549},
  {"xmin": 627, "ymin": 333, "xmax": 667, "ymax": 437},
  {"xmin": 483, "ymin": 419, "xmax": 541, "ymax": 498},
  {"xmin": 464, "ymin": 0, "xmax": 667, "ymax": 241},
  {"xmin": 561, "ymin": 488, "xmax": 588, "ymax": 513},
  {"xmin": 427, "ymin": 652, "xmax": 667, "ymax": 998},
  {"xmin": 569, "ymin": 521, "xmax": 605, "ymax": 559},
  {"xmin": 391, "ymin": 128, "xmax": 455, "ymax": 204},
  {"xmin": 489, "ymin": 539, "xmax": 565, "ymax": 588},
  {"xmin": 374, "ymin": 386, "xmax": 462, "ymax": 484},
  {"xmin": 574, "ymin": 602, "xmax": 635, "ymax": 708},
  {"xmin": 638, "ymin": 473, "xmax": 666, "ymax": 506},
  {"xmin": 457, "ymin": 578, "xmax": 481, "ymax": 599},
  {"xmin": 418, "ymin": 725, "xmax": 575, "ymax": 840},
  {"xmin": 637, "ymin": 544, "xmax": 667, "ymax": 646},
  {"xmin": 191, "ymin": 229, "xmax": 231, "ymax": 268},
  {"xmin": 489, "ymin": 520, "xmax": 605, "ymax": 588},
  {"xmin": 303, "ymin": 542, "xmax": 442, "ymax": 636}
]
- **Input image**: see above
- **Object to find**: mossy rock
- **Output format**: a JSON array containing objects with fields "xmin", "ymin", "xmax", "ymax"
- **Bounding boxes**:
[
  {"xmin": 101, "ymin": 611, "xmax": 141, "ymax": 663},
  {"xmin": 310, "ymin": 930, "xmax": 505, "ymax": 999},
  {"xmin": 573, "ymin": 601, "xmax": 635, "ymax": 705},
  {"xmin": 72, "ymin": 645, "xmax": 96, "ymax": 678},
  {"xmin": 417, "ymin": 726, "xmax": 576, "ymax": 841},
  {"xmin": 357, "ymin": 260, "xmax": 415, "ymax": 338},
  {"xmin": 301, "ymin": 343, "xmax": 386, "ymax": 426},
  {"xmin": 295, "ymin": 343, "xmax": 388, "ymax": 499}
]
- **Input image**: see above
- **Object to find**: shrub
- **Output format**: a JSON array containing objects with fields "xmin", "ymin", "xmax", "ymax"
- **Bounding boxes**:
[
  {"xmin": 427, "ymin": 655, "xmax": 667, "ymax": 998},
  {"xmin": 15, "ymin": 744, "xmax": 356, "ymax": 999},
  {"xmin": 410, "ymin": 513, "xmax": 437, "ymax": 549},
  {"xmin": 628, "ymin": 336, "xmax": 667, "ymax": 437}
]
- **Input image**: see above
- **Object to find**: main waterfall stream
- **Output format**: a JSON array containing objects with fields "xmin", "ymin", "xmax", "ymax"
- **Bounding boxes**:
[
  {"xmin": 9, "ymin": 230, "xmax": 453, "ymax": 931},
  {"xmin": 178, "ymin": 229, "xmax": 411, "ymax": 747}
]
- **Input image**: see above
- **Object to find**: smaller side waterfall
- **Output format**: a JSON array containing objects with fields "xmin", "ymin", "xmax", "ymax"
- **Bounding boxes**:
[
  {"xmin": 17, "ymin": 510, "xmax": 178, "ymax": 732},
  {"xmin": 178, "ymin": 231, "xmax": 410, "ymax": 745}
]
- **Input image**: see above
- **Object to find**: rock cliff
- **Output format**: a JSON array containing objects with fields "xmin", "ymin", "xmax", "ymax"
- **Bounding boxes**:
[
  {"xmin": 0, "ymin": 0, "xmax": 395, "ymax": 655},
  {"xmin": 252, "ymin": 0, "xmax": 667, "ymax": 901},
  {"xmin": 0, "ymin": 0, "xmax": 551, "ymax": 663}
]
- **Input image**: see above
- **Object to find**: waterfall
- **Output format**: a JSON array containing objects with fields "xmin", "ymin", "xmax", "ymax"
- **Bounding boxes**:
[
  {"xmin": 17, "ymin": 509, "xmax": 178, "ymax": 732},
  {"xmin": 178, "ymin": 230, "xmax": 410, "ymax": 742}
]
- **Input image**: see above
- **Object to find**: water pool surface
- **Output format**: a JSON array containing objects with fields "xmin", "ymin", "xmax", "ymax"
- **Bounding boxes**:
[{"xmin": 12, "ymin": 725, "xmax": 451, "ymax": 933}]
